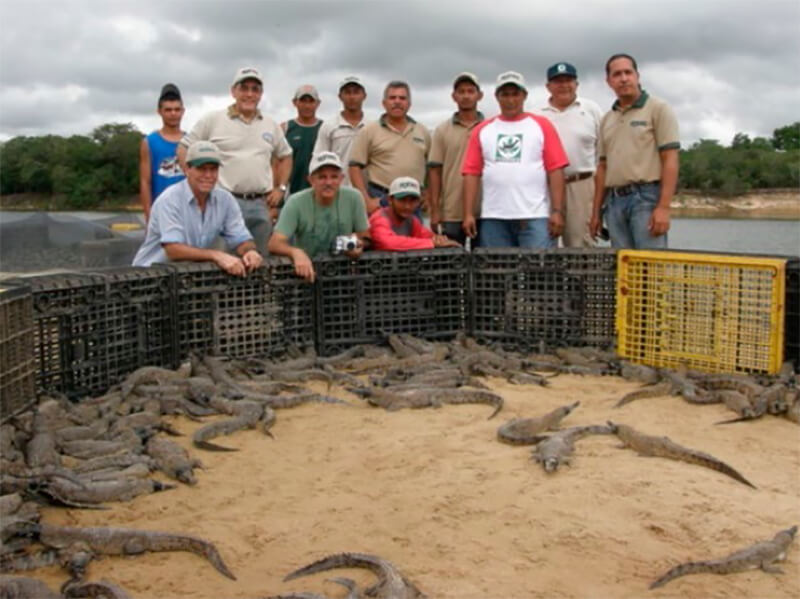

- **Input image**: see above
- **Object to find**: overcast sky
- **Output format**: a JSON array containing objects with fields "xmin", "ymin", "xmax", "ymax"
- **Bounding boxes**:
[{"xmin": 1, "ymin": 0, "xmax": 798, "ymax": 147}]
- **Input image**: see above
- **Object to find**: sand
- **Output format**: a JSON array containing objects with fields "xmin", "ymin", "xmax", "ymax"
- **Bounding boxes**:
[{"xmin": 32, "ymin": 374, "xmax": 800, "ymax": 599}]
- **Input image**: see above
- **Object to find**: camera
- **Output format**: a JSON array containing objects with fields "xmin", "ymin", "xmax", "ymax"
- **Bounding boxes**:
[{"xmin": 330, "ymin": 234, "xmax": 359, "ymax": 255}]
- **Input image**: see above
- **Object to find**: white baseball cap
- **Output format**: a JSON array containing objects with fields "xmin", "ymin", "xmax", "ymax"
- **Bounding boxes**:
[
  {"xmin": 186, "ymin": 141, "xmax": 222, "ymax": 167},
  {"xmin": 309, "ymin": 151, "xmax": 343, "ymax": 173},
  {"xmin": 389, "ymin": 176, "xmax": 421, "ymax": 199},
  {"xmin": 495, "ymin": 71, "xmax": 527, "ymax": 92},
  {"xmin": 338, "ymin": 75, "xmax": 366, "ymax": 91},
  {"xmin": 232, "ymin": 66, "xmax": 263, "ymax": 87}
]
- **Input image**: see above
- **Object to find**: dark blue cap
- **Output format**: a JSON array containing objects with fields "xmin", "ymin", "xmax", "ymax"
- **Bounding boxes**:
[{"xmin": 547, "ymin": 62, "xmax": 578, "ymax": 80}]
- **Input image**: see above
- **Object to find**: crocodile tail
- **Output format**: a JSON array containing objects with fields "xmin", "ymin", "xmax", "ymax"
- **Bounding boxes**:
[
  {"xmin": 681, "ymin": 450, "xmax": 757, "ymax": 489},
  {"xmin": 487, "ymin": 398, "xmax": 504, "ymax": 419},
  {"xmin": 284, "ymin": 552, "xmax": 381, "ymax": 582},
  {"xmin": 150, "ymin": 534, "xmax": 236, "ymax": 580},
  {"xmin": 615, "ymin": 382, "xmax": 671, "ymax": 408},
  {"xmin": 649, "ymin": 561, "xmax": 712, "ymax": 589}
]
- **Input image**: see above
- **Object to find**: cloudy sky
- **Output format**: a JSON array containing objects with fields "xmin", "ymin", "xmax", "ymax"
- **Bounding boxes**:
[{"xmin": 1, "ymin": 0, "xmax": 798, "ymax": 146}]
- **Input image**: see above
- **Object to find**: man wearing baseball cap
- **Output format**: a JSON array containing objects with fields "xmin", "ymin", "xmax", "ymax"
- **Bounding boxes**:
[
  {"xmin": 139, "ymin": 83, "xmax": 185, "ymax": 222},
  {"xmin": 462, "ymin": 71, "xmax": 568, "ymax": 248},
  {"xmin": 313, "ymin": 75, "xmax": 367, "ymax": 186},
  {"xmin": 178, "ymin": 66, "xmax": 293, "ymax": 255},
  {"xmin": 268, "ymin": 151, "xmax": 369, "ymax": 282},
  {"xmin": 370, "ymin": 176, "xmax": 461, "ymax": 251},
  {"xmin": 133, "ymin": 141, "xmax": 263, "ymax": 276},
  {"xmin": 282, "ymin": 85, "xmax": 323, "ymax": 195},
  {"xmin": 428, "ymin": 72, "xmax": 484, "ymax": 245},
  {"xmin": 539, "ymin": 62, "xmax": 603, "ymax": 247}
]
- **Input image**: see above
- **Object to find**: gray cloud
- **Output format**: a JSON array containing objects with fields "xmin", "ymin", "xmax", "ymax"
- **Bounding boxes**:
[{"xmin": 1, "ymin": 0, "xmax": 798, "ymax": 144}]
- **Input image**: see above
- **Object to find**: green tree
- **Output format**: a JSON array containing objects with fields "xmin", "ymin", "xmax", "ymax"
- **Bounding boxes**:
[{"xmin": 772, "ymin": 122, "xmax": 800, "ymax": 151}]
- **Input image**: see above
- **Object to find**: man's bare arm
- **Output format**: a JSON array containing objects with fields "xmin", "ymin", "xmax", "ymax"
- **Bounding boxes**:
[
  {"xmin": 546, "ymin": 167, "xmax": 566, "ymax": 238},
  {"xmin": 589, "ymin": 160, "xmax": 607, "ymax": 238},
  {"xmin": 462, "ymin": 174, "xmax": 480, "ymax": 238},
  {"xmin": 162, "ymin": 243, "xmax": 246, "ymax": 277},
  {"xmin": 139, "ymin": 139, "xmax": 153, "ymax": 222},
  {"xmin": 176, "ymin": 144, "xmax": 189, "ymax": 175},
  {"xmin": 268, "ymin": 231, "xmax": 315, "ymax": 281},
  {"xmin": 427, "ymin": 165, "xmax": 443, "ymax": 229},
  {"xmin": 268, "ymin": 155, "xmax": 293, "ymax": 208},
  {"xmin": 649, "ymin": 148, "xmax": 679, "ymax": 236},
  {"xmin": 348, "ymin": 165, "xmax": 380, "ymax": 214}
]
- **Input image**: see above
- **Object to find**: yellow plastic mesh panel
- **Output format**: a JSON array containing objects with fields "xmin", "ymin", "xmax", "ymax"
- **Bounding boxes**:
[{"xmin": 616, "ymin": 251, "xmax": 786, "ymax": 374}]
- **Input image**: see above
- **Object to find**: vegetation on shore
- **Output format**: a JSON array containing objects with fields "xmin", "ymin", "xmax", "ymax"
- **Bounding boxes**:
[{"xmin": 0, "ymin": 122, "xmax": 798, "ymax": 211}]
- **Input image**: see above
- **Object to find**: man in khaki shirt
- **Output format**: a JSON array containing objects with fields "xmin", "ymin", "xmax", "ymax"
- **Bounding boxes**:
[
  {"xmin": 428, "ymin": 72, "xmax": 484, "ymax": 244},
  {"xmin": 179, "ymin": 67, "xmax": 293, "ymax": 254},
  {"xmin": 348, "ymin": 80, "xmax": 431, "ymax": 215},
  {"xmin": 590, "ymin": 54, "xmax": 680, "ymax": 249}
]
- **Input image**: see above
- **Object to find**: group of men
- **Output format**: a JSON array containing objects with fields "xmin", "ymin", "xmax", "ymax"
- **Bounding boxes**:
[{"xmin": 133, "ymin": 54, "xmax": 680, "ymax": 280}]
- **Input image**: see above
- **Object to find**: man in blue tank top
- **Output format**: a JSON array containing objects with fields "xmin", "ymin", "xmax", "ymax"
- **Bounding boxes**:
[{"xmin": 139, "ymin": 83, "xmax": 186, "ymax": 222}]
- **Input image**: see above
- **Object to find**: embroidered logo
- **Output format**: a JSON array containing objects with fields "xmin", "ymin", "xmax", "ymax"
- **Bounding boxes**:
[
  {"xmin": 495, "ymin": 134, "xmax": 523, "ymax": 162},
  {"xmin": 262, "ymin": 132, "xmax": 274, "ymax": 144},
  {"xmin": 630, "ymin": 120, "xmax": 648, "ymax": 127}
]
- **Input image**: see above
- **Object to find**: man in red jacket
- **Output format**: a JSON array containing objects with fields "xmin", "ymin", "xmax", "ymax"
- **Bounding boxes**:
[{"xmin": 369, "ymin": 177, "xmax": 461, "ymax": 251}]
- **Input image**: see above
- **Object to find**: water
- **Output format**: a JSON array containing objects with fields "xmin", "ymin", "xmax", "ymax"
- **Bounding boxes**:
[{"xmin": 669, "ymin": 218, "xmax": 800, "ymax": 256}]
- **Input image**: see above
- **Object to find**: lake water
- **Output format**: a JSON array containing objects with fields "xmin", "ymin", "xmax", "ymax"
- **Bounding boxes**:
[{"xmin": 669, "ymin": 218, "xmax": 800, "ymax": 256}]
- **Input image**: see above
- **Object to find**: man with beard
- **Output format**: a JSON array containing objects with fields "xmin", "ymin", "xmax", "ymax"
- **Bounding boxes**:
[{"xmin": 428, "ymin": 72, "xmax": 485, "ymax": 244}]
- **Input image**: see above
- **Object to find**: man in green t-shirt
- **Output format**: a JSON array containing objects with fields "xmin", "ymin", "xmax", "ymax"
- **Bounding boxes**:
[{"xmin": 268, "ymin": 151, "xmax": 370, "ymax": 282}]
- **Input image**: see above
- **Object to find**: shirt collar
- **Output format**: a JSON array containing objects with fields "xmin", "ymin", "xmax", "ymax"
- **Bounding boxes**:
[
  {"xmin": 612, "ymin": 89, "xmax": 649, "ymax": 112},
  {"xmin": 227, "ymin": 103, "xmax": 263, "ymax": 120},
  {"xmin": 379, "ymin": 113, "xmax": 417, "ymax": 128},
  {"xmin": 541, "ymin": 97, "xmax": 582, "ymax": 112},
  {"xmin": 451, "ymin": 110, "xmax": 485, "ymax": 126}
]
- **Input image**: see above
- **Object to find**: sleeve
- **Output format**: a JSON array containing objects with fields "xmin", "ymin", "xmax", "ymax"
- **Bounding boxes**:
[
  {"xmin": 410, "ymin": 218, "xmax": 435, "ymax": 240},
  {"xmin": 461, "ymin": 125, "xmax": 485, "ymax": 176},
  {"xmin": 274, "ymin": 193, "xmax": 301, "ymax": 238},
  {"xmin": 348, "ymin": 126, "xmax": 369, "ymax": 167},
  {"xmin": 535, "ymin": 115, "xmax": 570, "ymax": 172},
  {"xmin": 654, "ymin": 101, "xmax": 680, "ymax": 151},
  {"xmin": 597, "ymin": 113, "xmax": 608, "ymax": 161},
  {"xmin": 369, "ymin": 211, "xmax": 434, "ymax": 251},
  {"xmin": 219, "ymin": 195, "xmax": 253, "ymax": 248},
  {"xmin": 273, "ymin": 123, "xmax": 293, "ymax": 158},
  {"xmin": 180, "ymin": 113, "xmax": 210, "ymax": 148},
  {"xmin": 156, "ymin": 199, "xmax": 188, "ymax": 245},
  {"xmin": 313, "ymin": 121, "xmax": 332, "ymax": 155},
  {"xmin": 428, "ymin": 124, "xmax": 445, "ymax": 167}
]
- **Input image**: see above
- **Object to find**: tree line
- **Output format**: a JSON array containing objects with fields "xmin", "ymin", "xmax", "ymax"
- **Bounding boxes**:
[{"xmin": 0, "ymin": 122, "xmax": 798, "ymax": 209}]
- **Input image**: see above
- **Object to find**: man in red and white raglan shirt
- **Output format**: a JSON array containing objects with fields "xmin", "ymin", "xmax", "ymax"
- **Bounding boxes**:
[{"xmin": 461, "ymin": 71, "xmax": 568, "ymax": 248}]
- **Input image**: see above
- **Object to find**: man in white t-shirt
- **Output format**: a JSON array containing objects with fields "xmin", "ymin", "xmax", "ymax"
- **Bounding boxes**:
[
  {"xmin": 462, "ymin": 71, "xmax": 568, "ymax": 248},
  {"xmin": 539, "ymin": 62, "xmax": 603, "ymax": 247}
]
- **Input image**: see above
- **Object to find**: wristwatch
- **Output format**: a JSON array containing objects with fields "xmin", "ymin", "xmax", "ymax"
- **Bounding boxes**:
[{"xmin": 277, "ymin": 184, "xmax": 287, "ymax": 194}]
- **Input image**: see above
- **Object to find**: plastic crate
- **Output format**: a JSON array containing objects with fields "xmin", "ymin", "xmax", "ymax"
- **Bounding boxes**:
[
  {"xmin": 469, "ymin": 249, "xmax": 616, "ymax": 351},
  {"xmin": 5, "ymin": 273, "xmax": 111, "ymax": 396},
  {"xmin": 165, "ymin": 262, "xmax": 286, "ymax": 359},
  {"xmin": 85, "ymin": 267, "xmax": 178, "ymax": 384},
  {"xmin": 267, "ymin": 257, "xmax": 315, "ymax": 352},
  {"xmin": 0, "ymin": 285, "xmax": 36, "ymax": 418},
  {"xmin": 313, "ymin": 249, "xmax": 469, "ymax": 356},
  {"xmin": 616, "ymin": 250, "xmax": 787, "ymax": 374},
  {"xmin": 785, "ymin": 259, "xmax": 800, "ymax": 369}
]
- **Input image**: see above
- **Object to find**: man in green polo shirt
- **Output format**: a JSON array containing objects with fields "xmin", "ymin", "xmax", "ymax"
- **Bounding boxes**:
[
  {"xmin": 268, "ymin": 151, "xmax": 369, "ymax": 282},
  {"xmin": 589, "ymin": 53, "xmax": 680, "ymax": 249}
]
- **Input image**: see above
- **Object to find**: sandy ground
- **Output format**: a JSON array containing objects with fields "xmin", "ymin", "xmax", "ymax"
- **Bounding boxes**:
[
  {"xmin": 672, "ymin": 191, "xmax": 800, "ymax": 219},
  {"xmin": 30, "ymin": 374, "xmax": 800, "ymax": 599}
]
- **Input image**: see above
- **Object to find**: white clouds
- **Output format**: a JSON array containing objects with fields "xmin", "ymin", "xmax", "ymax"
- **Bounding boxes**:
[{"xmin": 0, "ymin": 0, "xmax": 798, "ymax": 144}]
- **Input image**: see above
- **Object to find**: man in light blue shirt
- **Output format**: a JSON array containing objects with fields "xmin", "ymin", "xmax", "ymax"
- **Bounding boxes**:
[{"xmin": 132, "ymin": 141, "xmax": 263, "ymax": 276}]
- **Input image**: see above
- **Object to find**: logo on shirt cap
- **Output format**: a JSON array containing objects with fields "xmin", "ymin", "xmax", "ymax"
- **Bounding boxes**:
[
  {"xmin": 558, "ymin": 64, "xmax": 567, "ymax": 73},
  {"xmin": 495, "ymin": 133, "xmax": 523, "ymax": 162},
  {"xmin": 262, "ymin": 132, "xmax": 274, "ymax": 144}
]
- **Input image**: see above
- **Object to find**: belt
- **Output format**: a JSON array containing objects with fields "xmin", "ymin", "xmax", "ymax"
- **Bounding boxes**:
[
  {"xmin": 565, "ymin": 171, "xmax": 593, "ymax": 184},
  {"xmin": 606, "ymin": 180, "xmax": 660, "ymax": 197},
  {"xmin": 368, "ymin": 181, "xmax": 389, "ymax": 194},
  {"xmin": 232, "ymin": 191, "xmax": 266, "ymax": 200}
]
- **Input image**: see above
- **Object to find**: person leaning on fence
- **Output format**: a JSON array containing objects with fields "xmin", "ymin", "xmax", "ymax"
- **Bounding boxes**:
[
  {"xmin": 369, "ymin": 177, "xmax": 461, "ymax": 252},
  {"xmin": 132, "ymin": 141, "xmax": 263, "ymax": 276},
  {"xmin": 268, "ymin": 151, "xmax": 370, "ymax": 282},
  {"xmin": 589, "ymin": 53, "xmax": 680, "ymax": 249}
]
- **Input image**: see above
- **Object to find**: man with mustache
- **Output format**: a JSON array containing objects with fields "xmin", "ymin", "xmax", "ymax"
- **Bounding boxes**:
[
  {"xmin": 589, "ymin": 54, "xmax": 680, "ymax": 248},
  {"xmin": 268, "ymin": 152, "xmax": 370, "ymax": 282},
  {"xmin": 348, "ymin": 80, "xmax": 431, "ymax": 215}
]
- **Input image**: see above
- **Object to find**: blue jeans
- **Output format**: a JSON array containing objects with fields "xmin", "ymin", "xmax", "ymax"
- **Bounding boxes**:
[
  {"xmin": 478, "ymin": 218, "xmax": 554, "ymax": 248},
  {"xmin": 603, "ymin": 183, "xmax": 667, "ymax": 249}
]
